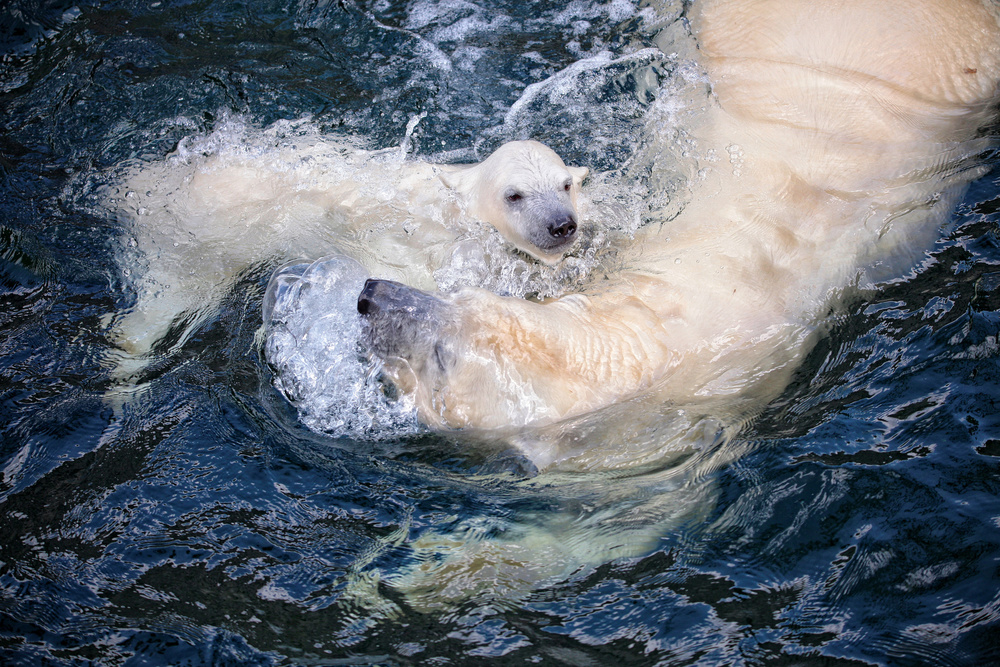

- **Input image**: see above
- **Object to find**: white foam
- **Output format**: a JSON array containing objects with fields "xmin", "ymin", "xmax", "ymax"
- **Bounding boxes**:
[
  {"xmin": 264, "ymin": 255, "xmax": 421, "ymax": 439},
  {"xmin": 551, "ymin": 0, "xmax": 637, "ymax": 26}
]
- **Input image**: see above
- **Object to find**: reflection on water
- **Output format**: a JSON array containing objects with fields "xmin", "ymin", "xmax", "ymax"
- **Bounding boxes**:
[{"xmin": 2, "ymin": 0, "xmax": 1000, "ymax": 664}]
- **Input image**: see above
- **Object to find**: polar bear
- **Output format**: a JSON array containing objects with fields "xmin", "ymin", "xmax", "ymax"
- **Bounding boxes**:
[
  {"xmin": 356, "ymin": 0, "xmax": 1000, "ymax": 461},
  {"xmin": 106, "ymin": 137, "xmax": 588, "ymax": 380}
]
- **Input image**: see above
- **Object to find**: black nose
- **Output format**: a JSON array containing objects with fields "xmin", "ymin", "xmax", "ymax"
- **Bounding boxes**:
[
  {"xmin": 358, "ymin": 278, "xmax": 381, "ymax": 315},
  {"xmin": 548, "ymin": 215, "xmax": 577, "ymax": 240}
]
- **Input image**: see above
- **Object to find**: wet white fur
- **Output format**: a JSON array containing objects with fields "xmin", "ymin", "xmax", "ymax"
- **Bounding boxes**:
[
  {"xmin": 341, "ymin": 0, "xmax": 1000, "ymax": 614},
  {"xmin": 106, "ymin": 139, "xmax": 587, "ymax": 381},
  {"xmin": 371, "ymin": 0, "xmax": 1000, "ymax": 467}
]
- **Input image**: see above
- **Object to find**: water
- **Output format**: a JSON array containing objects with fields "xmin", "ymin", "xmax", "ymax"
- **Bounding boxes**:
[{"xmin": 2, "ymin": 0, "xmax": 1000, "ymax": 664}]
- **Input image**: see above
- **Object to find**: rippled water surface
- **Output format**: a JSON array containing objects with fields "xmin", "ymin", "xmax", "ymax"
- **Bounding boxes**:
[{"xmin": 2, "ymin": 1, "xmax": 1000, "ymax": 664}]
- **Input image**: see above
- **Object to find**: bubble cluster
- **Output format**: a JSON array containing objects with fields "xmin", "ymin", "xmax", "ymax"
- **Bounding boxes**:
[{"xmin": 264, "ymin": 255, "xmax": 421, "ymax": 439}]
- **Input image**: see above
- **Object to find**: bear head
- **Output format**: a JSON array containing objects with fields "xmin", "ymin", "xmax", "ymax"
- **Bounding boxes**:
[{"xmin": 439, "ymin": 140, "xmax": 589, "ymax": 265}]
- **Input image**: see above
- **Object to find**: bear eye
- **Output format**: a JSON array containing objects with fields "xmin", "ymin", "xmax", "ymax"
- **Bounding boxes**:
[
  {"xmin": 563, "ymin": 180, "xmax": 572, "ymax": 192},
  {"xmin": 505, "ymin": 191, "xmax": 523, "ymax": 204}
]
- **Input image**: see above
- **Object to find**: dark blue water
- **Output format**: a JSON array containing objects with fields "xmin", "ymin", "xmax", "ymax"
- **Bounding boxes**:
[{"xmin": 2, "ymin": 1, "xmax": 1000, "ymax": 665}]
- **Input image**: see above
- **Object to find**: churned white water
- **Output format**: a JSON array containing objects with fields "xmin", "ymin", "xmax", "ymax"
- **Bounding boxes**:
[{"xmin": 263, "ymin": 255, "xmax": 417, "ymax": 438}]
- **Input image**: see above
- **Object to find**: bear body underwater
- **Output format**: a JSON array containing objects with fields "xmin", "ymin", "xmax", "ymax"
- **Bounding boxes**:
[
  {"xmin": 358, "ymin": 0, "xmax": 1000, "ymax": 454},
  {"xmin": 106, "ymin": 137, "xmax": 588, "ymax": 379}
]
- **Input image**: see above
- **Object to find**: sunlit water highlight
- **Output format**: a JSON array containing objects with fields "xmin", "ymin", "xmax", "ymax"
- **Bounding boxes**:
[{"xmin": 1, "ymin": 0, "xmax": 999, "ymax": 665}]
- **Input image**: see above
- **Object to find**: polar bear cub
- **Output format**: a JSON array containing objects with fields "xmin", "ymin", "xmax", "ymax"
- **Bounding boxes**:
[{"xmin": 106, "ymin": 138, "xmax": 588, "ymax": 378}]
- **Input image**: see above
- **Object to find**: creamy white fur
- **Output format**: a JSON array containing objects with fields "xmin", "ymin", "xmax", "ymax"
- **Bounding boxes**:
[
  {"xmin": 338, "ymin": 0, "xmax": 1000, "ymax": 611},
  {"xmin": 106, "ymin": 137, "xmax": 587, "ymax": 379},
  {"xmin": 361, "ymin": 0, "xmax": 1000, "ymax": 461},
  {"xmin": 244, "ymin": 0, "xmax": 1000, "ymax": 614}
]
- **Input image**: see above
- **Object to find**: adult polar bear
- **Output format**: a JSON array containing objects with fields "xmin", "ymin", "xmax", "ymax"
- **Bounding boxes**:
[
  {"xmin": 358, "ymin": 0, "xmax": 1000, "ymax": 456},
  {"xmin": 107, "ymin": 135, "xmax": 587, "ymax": 379}
]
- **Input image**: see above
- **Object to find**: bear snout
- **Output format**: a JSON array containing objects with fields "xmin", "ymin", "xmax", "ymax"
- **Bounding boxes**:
[
  {"xmin": 358, "ymin": 278, "xmax": 443, "ymax": 317},
  {"xmin": 358, "ymin": 278, "xmax": 451, "ymax": 359},
  {"xmin": 547, "ymin": 214, "xmax": 577, "ymax": 241},
  {"xmin": 528, "ymin": 206, "xmax": 579, "ymax": 253},
  {"xmin": 357, "ymin": 278, "xmax": 460, "ymax": 393}
]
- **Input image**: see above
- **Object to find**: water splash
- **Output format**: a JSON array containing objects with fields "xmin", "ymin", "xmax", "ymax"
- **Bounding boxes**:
[{"xmin": 264, "ymin": 255, "xmax": 421, "ymax": 439}]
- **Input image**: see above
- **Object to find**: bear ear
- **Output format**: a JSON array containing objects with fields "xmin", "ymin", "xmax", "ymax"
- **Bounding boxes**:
[
  {"xmin": 438, "ymin": 165, "xmax": 480, "ymax": 197},
  {"xmin": 569, "ymin": 165, "xmax": 589, "ymax": 185}
]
